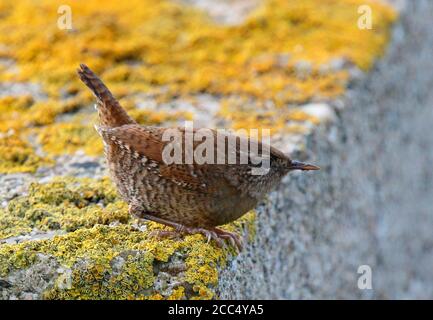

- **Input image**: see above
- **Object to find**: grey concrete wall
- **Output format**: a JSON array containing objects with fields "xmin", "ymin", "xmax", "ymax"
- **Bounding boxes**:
[{"xmin": 218, "ymin": 0, "xmax": 433, "ymax": 299}]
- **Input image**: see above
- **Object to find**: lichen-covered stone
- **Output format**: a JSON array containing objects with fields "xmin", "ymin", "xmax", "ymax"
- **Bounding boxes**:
[
  {"xmin": 0, "ymin": 176, "xmax": 255, "ymax": 299},
  {"xmin": 218, "ymin": 0, "xmax": 433, "ymax": 298},
  {"xmin": 0, "ymin": 0, "xmax": 399, "ymax": 300},
  {"xmin": 0, "ymin": 0, "xmax": 396, "ymax": 173}
]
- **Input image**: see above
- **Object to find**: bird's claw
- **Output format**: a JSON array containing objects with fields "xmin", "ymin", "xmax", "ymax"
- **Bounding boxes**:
[
  {"xmin": 140, "ymin": 215, "xmax": 243, "ymax": 251},
  {"xmin": 212, "ymin": 228, "xmax": 243, "ymax": 251},
  {"xmin": 188, "ymin": 227, "xmax": 243, "ymax": 251},
  {"xmin": 177, "ymin": 226, "xmax": 243, "ymax": 251}
]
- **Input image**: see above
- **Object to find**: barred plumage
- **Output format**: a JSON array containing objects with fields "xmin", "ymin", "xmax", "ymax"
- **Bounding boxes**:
[{"xmin": 77, "ymin": 64, "xmax": 319, "ymax": 250}]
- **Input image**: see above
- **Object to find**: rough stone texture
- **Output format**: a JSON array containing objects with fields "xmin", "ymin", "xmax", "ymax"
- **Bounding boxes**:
[
  {"xmin": 0, "ymin": 0, "xmax": 429, "ymax": 300},
  {"xmin": 218, "ymin": 0, "xmax": 433, "ymax": 299}
]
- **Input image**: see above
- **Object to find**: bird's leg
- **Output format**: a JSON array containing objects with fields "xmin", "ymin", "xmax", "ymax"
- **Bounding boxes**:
[
  {"xmin": 129, "ymin": 206, "xmax": 236, "ymax": 248},
  {"xmin": 143, "ymin": 214, "xmax": 191, "ymax": 240},
  {"xmin": 142, "ymin": 214, "xmax": 225, "ymax": 247},
  {"xmin": 129, "ymin": 206, "xmax": 181, "ymax": 239}
]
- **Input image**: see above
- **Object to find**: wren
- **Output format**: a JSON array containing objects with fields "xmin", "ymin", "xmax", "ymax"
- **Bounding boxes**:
[{"xmin": 77, "ymin": 64, "xmax": 319, "ymax": 250}]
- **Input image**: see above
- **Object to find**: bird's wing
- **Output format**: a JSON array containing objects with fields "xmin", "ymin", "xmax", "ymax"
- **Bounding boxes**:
[
  {"xmin": 99, "ymin": 124, "xmax": 165, "ymax": 162},
  {"xmin": 99, "ymin": 124, "xmax": 288, "ymax": 194},
  {"xmin": 99, "ymin": 124, "xmax": 215, "ymax": 192}
]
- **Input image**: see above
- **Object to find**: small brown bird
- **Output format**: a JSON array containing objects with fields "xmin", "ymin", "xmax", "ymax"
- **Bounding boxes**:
[{"xmin": 77, "ymin": 64, "xmax": 319, "ymax": 250}]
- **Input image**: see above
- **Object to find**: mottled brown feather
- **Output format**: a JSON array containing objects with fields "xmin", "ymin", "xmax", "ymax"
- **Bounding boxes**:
[
  {"xmin": 77, "ymin": 64, "xmax": 136, "ymax": 127},
  {"xmin": 99, "ymin": 125, "xmax": 166, "ymax": 162},
  {"xmin": 78, "ymin": 64, "xmax": 319, "ymax": 231}
]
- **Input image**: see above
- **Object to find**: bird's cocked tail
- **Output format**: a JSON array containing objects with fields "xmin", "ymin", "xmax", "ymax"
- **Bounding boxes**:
[{"xmin": 77, "ymin": 64, "xmax": 136, "ymax": 128}]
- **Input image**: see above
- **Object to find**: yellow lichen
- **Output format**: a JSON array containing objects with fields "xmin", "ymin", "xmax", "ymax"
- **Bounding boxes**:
[
  {"xmin": 0, "ymin": 209, "xmax": 33, "ymax": 240},
  {"xmin": 128, "ymin": 109, "xmax": 193, "ymax": 127},
  {"xmin": 168, "ymin": 286, "xmax": 186, "ymax": 300},
  {"xmin": 0, "ymin": 94, "xmax": 89, "ymax": 172},
  {"xmin": 0, "ymin": 0, "xmax": 396, "ymax": 171},
  {"xmin": 40, "ymin": 227, "xmax": 157, "ymax": 300},
  {"xmin": 36, "ymin": 122, "xmax": 104, "ymax": 156},
  {"xmin": 0, "ymin": 176, "xmax": 255, "ymax": 299},
  {"xmin": 0, "ymin": 218, "xmax": 253, "ymax": 299},
  {"xmin": 0, "ymin": 133, "xmax": 51, "ymax": 173},
  {"xmin": 219, "ymin": 97, "xmax": 321, "ymax": 135},
  {"xmin": 1, "ymin": 177, "xmax": 125, "ymax": 238}
]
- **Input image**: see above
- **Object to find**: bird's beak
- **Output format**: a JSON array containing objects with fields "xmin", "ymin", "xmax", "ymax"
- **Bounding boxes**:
[{"xmin": 290, "ymin": 160, "xmax": 320, "ymax": 171}]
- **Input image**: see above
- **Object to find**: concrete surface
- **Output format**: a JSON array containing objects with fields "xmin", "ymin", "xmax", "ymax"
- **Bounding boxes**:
[{"xmin": 217, "ymin": 0, "xmax": 433, "ymax": 299}]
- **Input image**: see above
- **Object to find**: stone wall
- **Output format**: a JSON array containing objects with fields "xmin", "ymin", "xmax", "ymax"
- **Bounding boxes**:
[
  {"xmin": 1, "ymin": 0, "xmax": 432, "ymax": 300},
  {"xmin": 218, "ymin": 0, "xmax": 433, "ymax": 299}
]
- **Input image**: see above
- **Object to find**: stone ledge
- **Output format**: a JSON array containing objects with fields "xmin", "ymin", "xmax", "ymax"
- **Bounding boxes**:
[
  {"xmin": 2, "ymin": 0, "xmax": 430, "ymax": 300},
  {"xmin": 218, "ymin": 0, "xmax": 433, "ymax": 299}
]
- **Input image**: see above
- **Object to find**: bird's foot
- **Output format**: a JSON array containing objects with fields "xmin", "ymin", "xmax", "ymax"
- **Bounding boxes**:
[
  {"xmin": 212, "ymin": 227, "xmax": 243, "ymax": 251},
  {"xmin": 186, "ymin": 227, "xmax": 225, "ymax": 248},
  {"xmin": 148, "ymin": 225, "xmax": 225, "ymax": 247},
  {"xmin": 177, "ymin": 226, "xmax": 243, "ymax": 251},
  {"xmin": 149, "ymin": 226, "xmax": 243, "ymax": 251},
  {"xmin": 133, "ymin": 210, "xmax": 243, "ymax": 251}
]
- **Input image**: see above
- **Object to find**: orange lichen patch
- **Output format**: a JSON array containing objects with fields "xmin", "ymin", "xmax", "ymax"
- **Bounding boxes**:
[
  {"xmin": 0, "ymin": 95, "xmax": 34, "ymax": 132},
  {"xmin": 0, "ymin": 133, "xmax": 51, "ymax": 173},
  {"xmin": 0, "ymin": 95, "xmax": 85, "ymax": 131},
  {"xmin": 0, "ymin": 0, "xmax": 396, "ymax": 170},
  {"xmin": 0, "ymin": 95, "xmax": 92, "ymax": 171},
  {"xmin": 219, "ymin": 98, "xmax": 319, "ymax": 136},
  {"xmin": 36, "ymin": 122, "xmax": 104, "ymax": 156},
  {"xmin": 0, "ymin": 0, "xmax": 396, "ymax": 105},
  {"xmin": 126, "ymin": 108, "xmax": 193, "ymax": 127}
]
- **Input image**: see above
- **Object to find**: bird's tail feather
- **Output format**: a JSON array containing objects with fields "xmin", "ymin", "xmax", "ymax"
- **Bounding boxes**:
[
  {"xmin": 77, "ymin": 64, "xmax": 115, "ymax": 105},
  {"xmin": 77, "ymin": 64, "xmax": 136, "ymax": 127}
]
